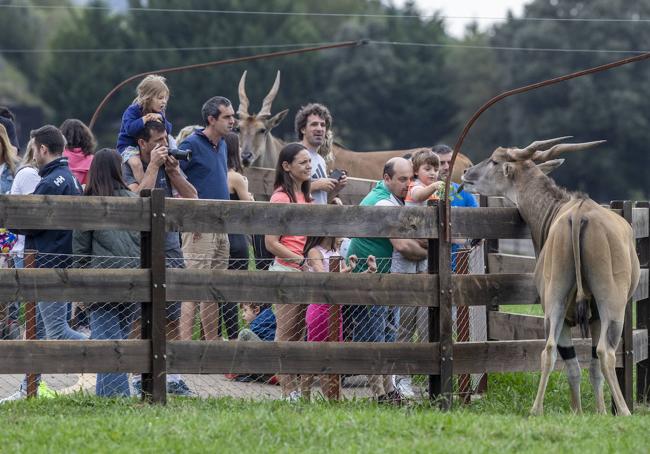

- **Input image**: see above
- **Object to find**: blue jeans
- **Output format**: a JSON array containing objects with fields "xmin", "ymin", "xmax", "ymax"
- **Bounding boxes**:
[
  {"xmin": 37, "ymin": 302, "xmax": 86, "ymax": 340},
  {"xmin": 352, "ymin": 305, "xmax": 389, "ymax": 342},
  {"xmin": 7, "ymin": 255, "xmax": 23, "ymax": 322},
  {"xmin": 386, "ymin": 307, "xmax": 400, "ymax": 343},
  {"xmin": 89, "ymin": 304, "xmax": 134, "ymax": 397},
  {"xmin": 19, "ymin": 301, "xmax": 84, "ymax": 392}
]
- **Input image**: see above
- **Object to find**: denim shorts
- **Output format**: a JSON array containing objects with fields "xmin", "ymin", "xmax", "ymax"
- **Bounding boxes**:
[{"xmin": 121, "ymin": 146, "xmax": 140, "ymax": 163}]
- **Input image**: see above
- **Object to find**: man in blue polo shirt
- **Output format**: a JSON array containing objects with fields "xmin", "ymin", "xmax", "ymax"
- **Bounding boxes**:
[
  {"xmin": 433, "ymin": 144, "xmax": 479, "ymax": 271},
  {"xmin": 178, "ymin": 96, "xmax": 234, "ymax": 341}
]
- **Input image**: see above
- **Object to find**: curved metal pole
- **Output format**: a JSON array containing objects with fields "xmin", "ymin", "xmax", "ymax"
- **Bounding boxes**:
[
  {"xmin": 442, "ymin": 51, "xmax": 650, "ymax": 241},
  {"xmin": 89, "ymin": 40, "xmax": 364, "ymax": 130}
]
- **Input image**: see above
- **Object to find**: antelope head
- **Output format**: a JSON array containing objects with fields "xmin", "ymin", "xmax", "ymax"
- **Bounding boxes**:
[
  {"xmin": 462, "ymin": 137, "xmax": 605, "ymax": 201},
  {"xmin": 236, "ymin": 70, "xmax": 289, "ymax": 167}
]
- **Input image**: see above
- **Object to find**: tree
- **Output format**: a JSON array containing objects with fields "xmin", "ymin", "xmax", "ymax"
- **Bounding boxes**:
[
  {"xmin": 321, "ymin": 3, "xmax": 455, "ymax": 149},
  {"xmin": 39, "ymin": 1, "xmax": 135, "ymax": 138},
  {"xmin": 487, "ymin": 0, "xmax": 650, "ymax": 200}
]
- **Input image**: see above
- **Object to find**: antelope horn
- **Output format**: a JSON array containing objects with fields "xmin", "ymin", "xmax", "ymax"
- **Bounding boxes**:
[
  {"xmin": 506, "ymin": 136, "xmax": 573, "ymax": 161},
  {"xmin": 237, "ymin": 70, "xmax": 250, "ymax": 117},
  {"xmin": 532, "ymin": 140, "xmax": 606, "ymax": 163},
  {"xmin": 258, "ymin": 70, "xmax": 280, "ymax": 117}
]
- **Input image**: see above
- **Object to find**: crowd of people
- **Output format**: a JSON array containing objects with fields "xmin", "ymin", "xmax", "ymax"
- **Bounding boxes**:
[{"xmin": 0, "ymin": 74, "xmax": 479, "ymax": 404}]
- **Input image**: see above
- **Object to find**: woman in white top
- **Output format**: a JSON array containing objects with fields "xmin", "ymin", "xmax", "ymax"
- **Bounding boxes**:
[
  {"xmin": 10, "ymin": 138, "xmax": 41, "ymax": 264},
  {"xmin": 5, "ymin": 139, "xmax": 41, "ymax": 335}
]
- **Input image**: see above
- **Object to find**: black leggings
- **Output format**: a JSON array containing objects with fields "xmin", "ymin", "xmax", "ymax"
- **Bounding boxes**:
[{"xmin": 219, "ymin": 234, "xmax": 249, "ymax": 339}]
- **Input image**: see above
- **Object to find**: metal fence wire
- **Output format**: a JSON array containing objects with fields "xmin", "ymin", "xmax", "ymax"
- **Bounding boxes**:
[{"xmin": 0, "ymin": 244, "xmax": 486, "ymax": 403}]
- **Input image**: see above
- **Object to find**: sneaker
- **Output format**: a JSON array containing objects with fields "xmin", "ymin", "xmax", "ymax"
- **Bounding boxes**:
[
  {"xmin": 224, "ymin": 374, "xmax": 238, "ymax": 381},
  {"xmin": 38, "ymin": 381, "xmax": 57, "ymax": 398},
  {"xmin": 394, "ymin": 376, "xmax": 416, "ymax": 400},
  {"xmin": 283, "ymin": 390, "xmax": 301, "ymax": 402},
  {"xmin": 266, "ymin": 375, "xmax": 279, "ymax": 386},
  {"xmin": 377, "ymin": 390, "xmax": 403, "ymax": 406},
  {"xmin": 0, "ymin": 389, "xmax": 26, "ymax": 404},
  {"xmin": 167, "ymin": 379, "xmax": 195, "ymax": 397}
]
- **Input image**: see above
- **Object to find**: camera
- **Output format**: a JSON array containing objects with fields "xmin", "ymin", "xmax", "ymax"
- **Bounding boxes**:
[
  {"xmin": 329, "ymin": 168, "xmax": 345, "ymax": 181},
  {"xmin": 168, "ymin": 148, "xmax": 192, "ymax": 161}
]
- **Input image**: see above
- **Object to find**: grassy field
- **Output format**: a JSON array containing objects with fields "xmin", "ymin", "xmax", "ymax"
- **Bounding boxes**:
[{"xmin": 2, "ymin": 373, "xmax": 649, "ymax": 453}]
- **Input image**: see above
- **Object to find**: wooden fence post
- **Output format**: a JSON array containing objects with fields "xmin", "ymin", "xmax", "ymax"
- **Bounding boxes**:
[
  {"xmin": 611, "ymin": 200, "xmax": 634, "ymax": 412},
  {"xmin": 427, "ymin": 201, "xmax": 440, "ymax": 403},
  {"xmin": 24, "ymin": 250, "xmax": 38, "ymax": 398},
  {"xmin": 635, "ymin": 201, "xmax": 650, "ymax": 404},
  {"xmin": 140, "ymin": 189, "xmax": 167, "ymax": 404},
  {"xmin": 429, "ymin": 200, "xmax": 453, "ymax": 410}
]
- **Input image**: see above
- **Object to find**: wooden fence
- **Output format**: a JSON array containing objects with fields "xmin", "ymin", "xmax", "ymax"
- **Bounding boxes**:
[{"xmin": 0, "ymin": 189, "xmax": 648, "ymax": 410}]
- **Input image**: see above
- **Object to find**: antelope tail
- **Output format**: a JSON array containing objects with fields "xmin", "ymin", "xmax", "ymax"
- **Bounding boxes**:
[{"xmin": 571, "ymin": 206, "xmax": 590, "ymax": 338}]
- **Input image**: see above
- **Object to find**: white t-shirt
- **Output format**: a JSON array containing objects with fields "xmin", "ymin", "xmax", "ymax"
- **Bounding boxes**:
[
  {"xmin": 10, "ymin": 166, "xmax": 41, "ymax": 255},
  {"xmin": 374, "ymin": 193, "xmax": 403, "ymax": 208},
  {"xmin": 376, "ymin": 193, "xmax": 427, "ymax": 273},
  {"xmin": 308, "ymin": 148, "xmax": 329, "ymax": 205}
]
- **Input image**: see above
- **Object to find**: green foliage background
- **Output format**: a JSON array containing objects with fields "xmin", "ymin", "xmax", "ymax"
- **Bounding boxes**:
[{"xmin": 1, "ymin": 0, "xmax": 649, "ymax": 201}]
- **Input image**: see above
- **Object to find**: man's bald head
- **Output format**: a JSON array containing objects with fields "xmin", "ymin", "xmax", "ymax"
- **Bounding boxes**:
[{"xmin": 383, "ymin": 157, "xmax": 413, "ymax": 200}]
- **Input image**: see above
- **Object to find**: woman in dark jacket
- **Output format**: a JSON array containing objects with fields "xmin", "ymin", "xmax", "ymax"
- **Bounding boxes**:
[{"xmin": 73, "ymin": 149, "xmax": 140, "ymax": 397}]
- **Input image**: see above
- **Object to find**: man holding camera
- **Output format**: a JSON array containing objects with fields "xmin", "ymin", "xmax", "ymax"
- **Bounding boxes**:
[
  {"xmin": 294, "ymin": 103, "xmax": 347, "ymax": 205},
  {"xmin": 123, "ymin": 120, "xmax": 197, "ymax": 396},
  {"xmin": 125, "ymin": 120, "xmax": 197, "ymax": 200},
  {"xmin": 177, "ymin": 96, "xmax": 233, "ymax": 341}
]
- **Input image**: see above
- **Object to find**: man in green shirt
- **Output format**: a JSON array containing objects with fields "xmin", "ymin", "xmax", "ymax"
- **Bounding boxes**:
[{"xmin": 346, "ymin": 157, "xmax": 427, "ymax": 403}]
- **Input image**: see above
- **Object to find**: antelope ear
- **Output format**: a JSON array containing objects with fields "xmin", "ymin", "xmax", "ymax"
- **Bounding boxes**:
[
  {"xmin": 503, "ymin": 162, "xmax": 516, "ymax": 178},
  {"xmin": 536, "ymin": 159, "xmax": 565, "ymax": 175},
  {"xmin": 266, "ymin": 109, "xmax": 289, "ymax": 129}
]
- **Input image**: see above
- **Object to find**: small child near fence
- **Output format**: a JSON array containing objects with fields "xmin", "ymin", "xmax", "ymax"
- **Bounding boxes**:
[
  {"xmin": 405, "ymin": 148, "xmax": 443, "ymax": 204},
  {"xmin": 116, "ymin": 75, "xmax": 173, "ymax": 183},
  {"xmin": 238, "ymin": 303, "xmax": 276, "ymax": 342},
  {"xmin": 226, "ymin": 303, "xmax": 277, "ymax": 384},
  {"xmin": 301, "ymin": 236, "xmax": 377, "ymax": 399}
]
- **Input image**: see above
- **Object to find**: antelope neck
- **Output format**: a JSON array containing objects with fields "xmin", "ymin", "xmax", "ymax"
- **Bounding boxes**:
[{"xmin": 514, "ymin": 172, "xmax": 570, "ymax": 256}]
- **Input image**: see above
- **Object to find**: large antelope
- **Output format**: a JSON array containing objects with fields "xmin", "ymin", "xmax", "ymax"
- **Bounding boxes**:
[
  {"xmin": 462, "ymin": 138, "xmax": 640, "ymax": 416},
  {"xmin": 236, "ymin": 71, "xmax": 471, "ymax": 183},
  {"xmin": 236, "ymin": 70, "xmax": 288, "ymax": 169}
]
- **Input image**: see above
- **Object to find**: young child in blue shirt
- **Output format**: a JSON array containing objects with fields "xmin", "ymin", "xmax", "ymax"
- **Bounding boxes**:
[
  {"xmin": 116, "ymin": 74, "xmax": 173, "ymax": 182},
  {"xmin": 227, "ymin": 303, "xmax": 278, "ymax": 384},
  {"xmin": 238, "ymin": 303, "xmax": 276, "ymax": 342}
]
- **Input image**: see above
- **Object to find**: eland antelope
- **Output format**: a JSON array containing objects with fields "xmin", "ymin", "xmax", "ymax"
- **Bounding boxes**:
[{"xmin": 462, "ymin": 138, "xmax": 640, "ymax": 416}]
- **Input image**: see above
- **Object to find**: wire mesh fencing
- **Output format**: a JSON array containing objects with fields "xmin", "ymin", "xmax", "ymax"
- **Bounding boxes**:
[
  {"xmin": 453, "ymin": 246, "xmax": 487, "ymax": 402},
  {"xmin": 0, "ymin": 242, "xmax": 487, "ymax": 404}
]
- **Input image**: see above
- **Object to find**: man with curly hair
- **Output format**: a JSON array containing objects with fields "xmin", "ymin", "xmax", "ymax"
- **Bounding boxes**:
[{"xmin": 294, "ymin": 103, "xmax": 347, "ymax": 205}]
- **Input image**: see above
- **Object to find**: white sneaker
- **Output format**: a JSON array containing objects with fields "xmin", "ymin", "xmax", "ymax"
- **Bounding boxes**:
[
  {"xmin": 394, "ymin": 376, "xmax": 416, "ymax": 399},
  {"xmin": 0, "ymin": 388, "xmax": 27, "ymax": 404},
  {"xmin": 283, "ymin": 390, "xmax": 301, "ymax": 402}
]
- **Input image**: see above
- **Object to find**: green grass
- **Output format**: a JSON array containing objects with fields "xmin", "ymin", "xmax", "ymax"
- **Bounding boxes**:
[{"xmin": 2, "ymin": 372, "xmax": 650, "ymax": 453}]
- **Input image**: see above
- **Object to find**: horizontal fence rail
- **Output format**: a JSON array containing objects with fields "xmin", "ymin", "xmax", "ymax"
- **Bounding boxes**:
[
  {"xmin": 1, "ymin": 195, "xmax": 647, "ymax": 240},
  {"xmin": 165, "ymin": 198, "xmax": 439, "ymax": 238},
  {"xmin": 0, "ymin": 268, "xmax": 646, "ymax": 306},
  {"xmin": 0, "ymin": 336, "xmax": 645, "ymax": 375},
  {"xmin": 0, "ymin": 195, "xmax": 151, "ymax": 231}
]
